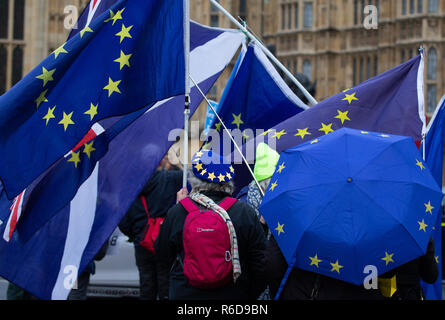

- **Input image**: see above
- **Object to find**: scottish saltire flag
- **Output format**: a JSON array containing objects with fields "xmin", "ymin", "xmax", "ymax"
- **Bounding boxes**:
[
  {"xmin": 0, "ymin": 21, "xmax": 245, "ymax": 300},
  {"xmin": 205, "ymin": 42, "xmax": 308, "ymax": 155},
  {"xmin": 422, "ymin": 95, "xmax": 445, "ymax": 300},
  {"xmin": 0, "ymin": 0, "xmax": 186, "ymax": 199}
]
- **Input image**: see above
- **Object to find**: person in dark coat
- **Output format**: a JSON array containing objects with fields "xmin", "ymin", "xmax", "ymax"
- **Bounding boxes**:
[
  {"xmin": 119, "ymin": 157, "xmax": 183, "ymax": 300},
  {"xmin": 379, "ymin": 237, "xmax": 438, "ymax": 300},
  {"xmin": 155, "ymin": 150, "xmax": 267, "ymax": 300},
  {"xmin": 265, "ymin": 236, "xmax": 384, "ymax": 300}
]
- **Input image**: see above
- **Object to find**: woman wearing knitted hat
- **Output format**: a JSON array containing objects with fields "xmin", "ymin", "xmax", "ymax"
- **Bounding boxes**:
[{"xmin": 155, "ymin": 149, "xmax": 267, "ymax": 300}]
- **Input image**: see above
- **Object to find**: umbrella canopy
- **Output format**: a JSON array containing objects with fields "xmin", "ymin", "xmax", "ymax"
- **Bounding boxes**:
[{"xmin": 259, "ymin": 127, "xmax": 443, "ymax": 285}]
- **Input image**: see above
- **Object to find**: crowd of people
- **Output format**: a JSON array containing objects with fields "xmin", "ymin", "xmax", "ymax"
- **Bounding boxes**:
[{"xmin": 116, "ymin": 144, "xmax": 439, "ymax": 301}]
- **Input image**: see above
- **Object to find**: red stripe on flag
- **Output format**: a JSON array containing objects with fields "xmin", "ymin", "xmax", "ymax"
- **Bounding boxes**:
[
  {"xmin": 8, "ymin": 192, "xmax": 23, "ymax": 240},
  {"xmin": 92, "ymin": 0, "xmax": 99, "ymax": 9},
  {"xmin": 72, "ymin": 129, "xmax": 98, "ymax": 151}
]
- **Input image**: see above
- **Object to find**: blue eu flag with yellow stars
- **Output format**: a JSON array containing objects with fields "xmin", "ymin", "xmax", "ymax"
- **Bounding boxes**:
[{"xmin": 0, "ymin": 0, "xmax": 186, "ymax": 199}]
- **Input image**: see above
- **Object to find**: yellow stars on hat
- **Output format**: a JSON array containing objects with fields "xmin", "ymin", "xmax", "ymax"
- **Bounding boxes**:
[
  {"xmin": 269, "ymin": 180, "xmax": 278, "ymax": 191},
  {"xmin": 425, "ymin": 201, "xmax": 434, "ymax": 215},
  {"xmin": 229, "ymin": 166, "xmax": 235, "ymax": 174},
  {"xmin": 42, "ymin": 106, "xmax": 56, "ymax": 126},
  {"xmin": 208, "ymin": 172, "xmax": 216, "ymax": 181},
  {"xmin": 58, "ymin": 111, "xmax": 75, "ymax": 132},
  {"xmin": 275, "ymin": 222, "xmax": 285, "ymax": 236},
  {"xmin": 295, "ymin": 128, "xmax": 311, "ymax": 140},
  {"xmin": 277, "ymin": 162, "xmax": 286, "ymax": 174},
  {"xmin": 334, "ymin": 110, "xmax": 351, "ymax": 125},
  {"xmin": 200, "ymin": 168, "xmax": 207, "ymax": 176},
  {"xmin": 79, "ymin": 26, "xmax": 93, "ymax": 38},
  {"xmin": 272, "ymin": 130, "xmax": 287, "ymax": 140},
  {"xmin": 330, "ymin": 260, "xmax": 344, "ymax": 274},
  {"xmin": 103, "ymin": 77, "xmax": 122, "ymax": 97},
  {"xmin": 231, "ymin": 113, "xmax": 244, "ymax": 129},
  {"xmin": 381, "ymin": 251, "xmax": 395, "ymax": 266},
  {"xmin": 415, "ymin": 159, "xmax": 425, "ymax": 171},
  {"xmin": 418, "ymin": 219, "xmax": 428, "ymax": 232},
  {"xmin": 194, "ymin": 162, "xmax": 203, "ymax": 171},
  {"xmin": 309, "ymin": 254, "xmax": 322, "ymax": 268},
  {"xmin": 226, "ymin": 173, "xmax": 232, "ymax": 180},
  {"xmin": 318, "ymin": 123, "xmax": 334, "ymax": 135},
  {"xmin": 110, "ymin": 8, "xmax": 125, "ymax": 25},
  {"xmin": 68, "ymin": 151, "xmax": 81, "ymax": 168},
  {"xmin": 36, "ymin": 67, "xmax": 56, "ymax": 87},
  {"xmin": 114, "ymin": 50, "xmax": 132, "ymax": 70},
  {"xmin": 217, "ymin": 173, "xmax": 226, "ymax": 182},
  {"xmin": 84, "ymin": 103, "xmax": 98, "ymax": 121},
  {"xmin": 342, "ymin": 92, "xmax": 359, "ymax": 104},
  {"xmin": 116, "ymin": 24, "xmax": 133, "ymax": 43},
  {"xmin": 35, "ymin": 90, "xmax": 49, "ymax": 109},
  {"xmin": 83, "ymin": 141, "xmax": 96, "ymax": 159},
  {"xmin": 53, "ymin": 43, "xmax": 68, "ymax": 59}
]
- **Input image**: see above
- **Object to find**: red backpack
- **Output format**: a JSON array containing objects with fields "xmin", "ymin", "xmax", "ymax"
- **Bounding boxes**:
[
  {"xmin": 180, "ymin": 197, "xmax": 237, "ymax": 289},
  {"xmin": 139, "ymin": 196, "xmax": 164, "ymax": 253}
]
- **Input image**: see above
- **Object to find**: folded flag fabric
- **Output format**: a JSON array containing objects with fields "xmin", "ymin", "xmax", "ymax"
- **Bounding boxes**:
[
  {"xmin": 0, "ymin": 0, "xmax": 186, "ymax": 199},
  {"xmin": 0, "ymin": 17, "xmax": 245, "ymax": 300}
]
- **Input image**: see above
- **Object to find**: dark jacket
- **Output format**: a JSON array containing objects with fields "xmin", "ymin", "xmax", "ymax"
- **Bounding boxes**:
[
  {"xmin": 380, "ymin": 237, "xmax": 438, "ymax": 300},
  {"xmin": 265, "ymin": 236, "xmax": 384, "ymax": 300},
  {"xmin": 155, "ymin": 191, "xmax": 267, "ymax": 300},
  {"xmin": 119, "ymin": 170, "xmax": 183, "ymax": 243}
]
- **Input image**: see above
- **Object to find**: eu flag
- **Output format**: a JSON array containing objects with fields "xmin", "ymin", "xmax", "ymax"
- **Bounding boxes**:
[{"xmin": 0, "ymin": 0, "xmax": 186, "ymax": 199}]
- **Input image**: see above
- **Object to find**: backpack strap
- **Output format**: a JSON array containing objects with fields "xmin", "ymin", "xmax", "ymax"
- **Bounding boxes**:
[
  {"xmin": 140, "ymin": 195, "xmax": 150, "ymax": 218},
  {"xmin": 180, "ymin": 197, "xmax": 200, "ymax": 213},
  {"xmin": 218, "ymin": 197, "xmax": 237, "ymax": 211}
]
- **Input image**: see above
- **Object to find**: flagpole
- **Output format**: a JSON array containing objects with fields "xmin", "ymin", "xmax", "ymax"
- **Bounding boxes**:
[
  {"xmin": 209, "ymin": 0, "xmax": 318, "ymax": 106},
  {"xmin": 190, "ymin": 76, "xmax": 265, "ymax": 197},
  {"xmin": 183, "ymin": 0, "xmax": 191, "ymax": 188}
]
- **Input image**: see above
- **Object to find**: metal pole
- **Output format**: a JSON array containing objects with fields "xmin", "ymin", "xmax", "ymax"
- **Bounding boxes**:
[
  {"xmin": 183, "ymin": 0, "xmax": 191, "ymax": 188},
  {"xmin": 209, "ymin": 0, "xmax": 318, "ymax": 106},
  {"xmin": 190, "ymin": 76, "xmax": 265, "ymax": 197}
]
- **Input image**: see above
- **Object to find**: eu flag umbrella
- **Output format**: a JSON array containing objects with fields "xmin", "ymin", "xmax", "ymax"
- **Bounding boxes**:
[{"xmin": 259, "ymin": 127, "xmax": 443, "ymax": 287}]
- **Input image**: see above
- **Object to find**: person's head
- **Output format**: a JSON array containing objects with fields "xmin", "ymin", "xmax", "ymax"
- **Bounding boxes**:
[
  {"xmin": 253, "ymin": 143, "xmax": 280, "ymax": 192},
  {"xmin": 188, "ymin": 149, "xmax": 235, "ymax": 195}
]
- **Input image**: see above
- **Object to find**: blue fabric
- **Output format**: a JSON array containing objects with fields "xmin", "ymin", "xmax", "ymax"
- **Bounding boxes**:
[
  {"xmin": 260, "ymin": 128, "xmax": 443, "ymax": 286},
  {"xmin": 0, "ymin": 0, "xmax": 185, "ymax": 199},
  {"xmin": 422, "ymin": 97, "xmax": 445, "ymax": 300}
]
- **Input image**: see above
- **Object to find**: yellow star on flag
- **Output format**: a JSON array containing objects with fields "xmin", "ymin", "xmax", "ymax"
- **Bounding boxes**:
[
  {"xmin": 418, "ymin": 219, "xmax": 428, "ymax": 232},
  {"xmin": 435, "ymin": 256, "xmax": 439, "ymax": 263},
  {"xmin": 335, "ymin": 110, "xmax": 351, "ymax": 124},
  {"xmin": 110, "ymin": 8, "xmax": 125, "ymax": 25},
  {"xmin": 295, "ymin": 128, "xmax": 311, "ymax": 140},
  {"xmin": 84, "ymin": 103, "xmax": 98, "ymax": 121},
  {"xmin": 116, "ymin": 24, "xmax": 133, "ymax": 43},
  {"xmin": 208, "ymin": 172, "xmax": 216, "ymax": 181},
  {"xmin": 342, "ymin": 92, "xmax": 359, "ymax": 104},
  {"xmin": 79, "ymin": 26, "xmax": 93, "ymax": 38},
  {"xmin": 416, "ymin": 159, "xmax": 425, "ymax": 171},
  {"xmin": 218, "ymin": 173, "xmax": 226, "ymax": 182},
  {"xmin": 318, "ymin": 123, "xmax": 334, "ymax": 135},
  {"xmin": 114, "ymin": 50, "xmax": 132, "ymax": 70},
  {"xmin": 194, "ymin": 162, "xmax": 203, "ymax": 171},
  {"xmin": 42, "ymin": 106, "xmax": 56, "ymax": 125},
  {"xmin": 269, "ymin": 181, "xmax": 278, "ymax": 191},
  {"xmin": 231, "ymin": 113, "xmax": 244, "ymax": 129},
  {"xmin": 53, "ymin": 44, "xmax": 68, "ymax": 59},
  {"xmin": 195, "ymin": 151, "xmax": 204, "ymax": 157},
  {"xmin": 35, "ymin": 90, "xmax": 49, "ymax": 109},
  {"xmin": 36, "ymin": 67, "xmax": 56, "ymax": 87},
  {"xmin": 68, "ymin": 151, "xmax": 81, "ymax": 168},
  {"xmin": 275, "ymin": 222, "xmax": 284, "ymax": 236},
  {"xmin": 381, "ymin": 251, "xmax": 395, "ymax": 266},
  {"xmin": 103, "ymin": 77, "xmax": 122, "ymax": 97},
  {"xmin": 83, "ymin": 141, "xmax": 96, "ymax": 159},
  {"xmin": 424, "ymin": 201, "xmax": 434, "ymax": 214},
  {"xmin": 58, "ymin": 111, "xmax": 75, "ymax": 132},
  {"xmin": 43, "ymin": 106, "xmax": 56, "ymax": 125},
  {"xmin": 103, "ymin": 9, "xmax": 115, "ymax": 23},
  {"xmin": 273, "ymin": 130, "xmax": 287, "ymax": 140},
  {"xmin": 309, "ymin": 254, "xmax": 322, "ymax": 268},
  {"xmin": 277, "ymin": 162, "xmax": 286, "ymax": 173},
  {"xmin": 361, "ymin": 131, "xmax": 369, "ymax": 134},
  {"xmin": 262, "ymin": 129, "xmax": 272, "ymax": 136},
  {"xmin": 380, "ymin": 134, "xmax": 390, "ymax": 138},
  {"xmin": 330, "ymin": 260, "xmax": 344, "ymax": 274},
  {"xmin": 215, "ymin": 122, "xmax": 222, "ymax": 132}
]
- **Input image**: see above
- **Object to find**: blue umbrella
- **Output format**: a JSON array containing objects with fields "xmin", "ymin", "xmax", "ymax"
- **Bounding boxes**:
[{"xmin": 259, "ymin": 127, "xmax": 443, "ymax": 287}]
